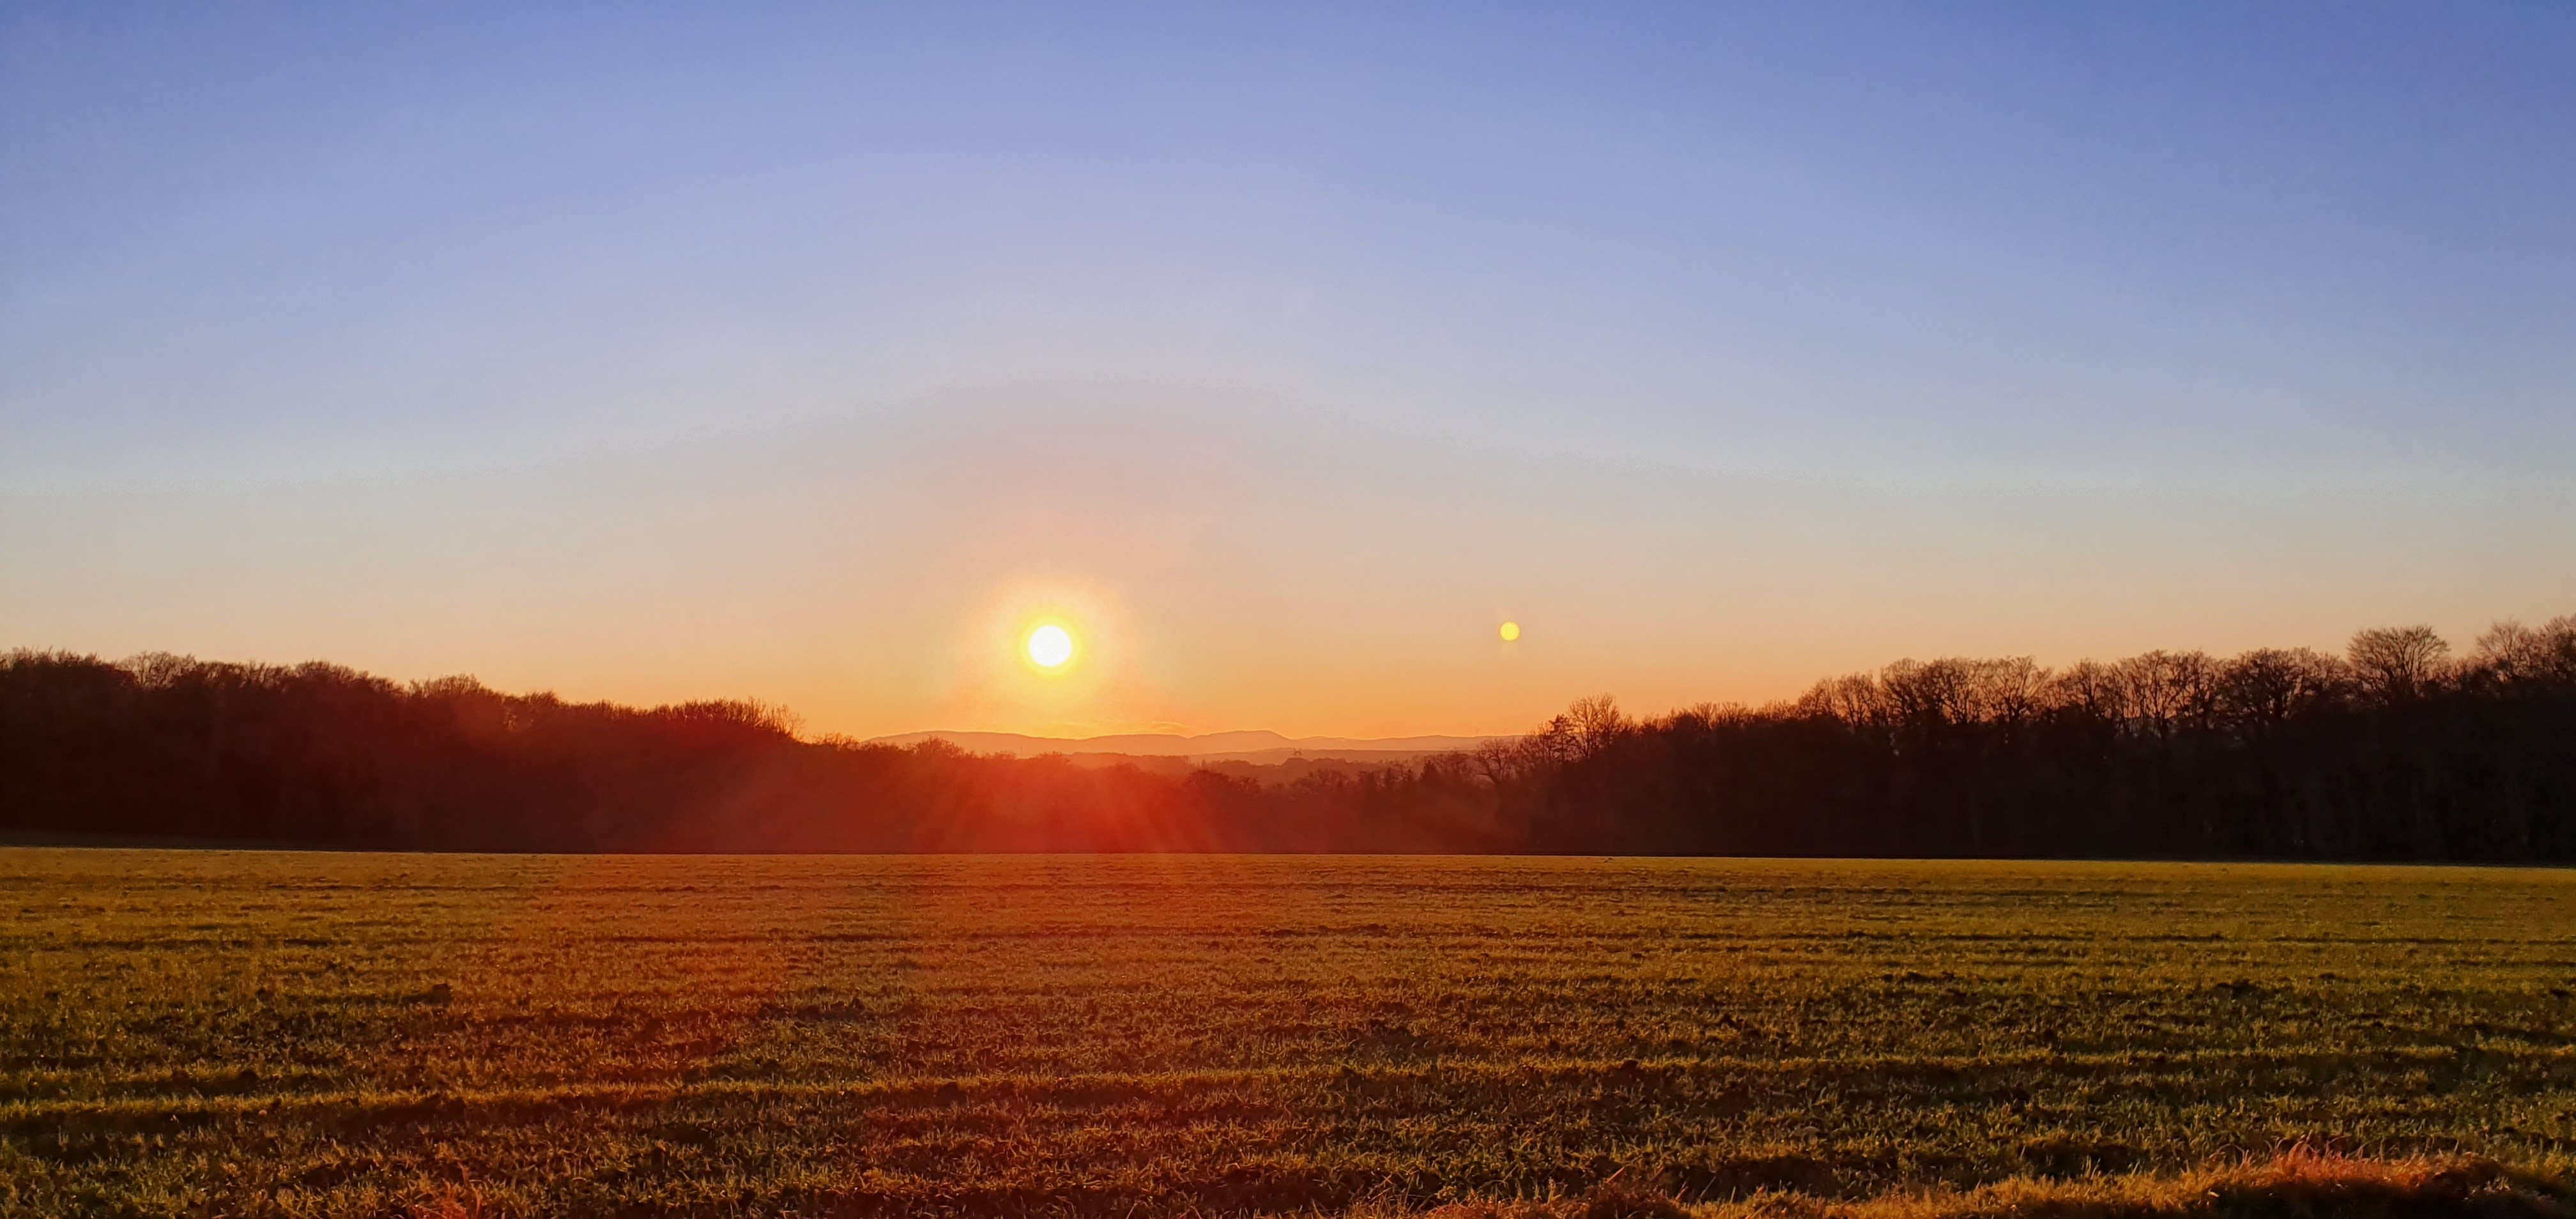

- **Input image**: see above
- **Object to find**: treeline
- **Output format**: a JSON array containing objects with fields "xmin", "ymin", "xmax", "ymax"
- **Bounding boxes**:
[
  {"xmin": 1487, "ymin": 620, "xmax": 2576, "ymax": 859},
  {"xmin": 2, "ymin": 617, "xmax": 2572, "ymax": 859},
  {"xmin": 0, "ymin": 653, "xmax": 1495, "ymax": 854}
]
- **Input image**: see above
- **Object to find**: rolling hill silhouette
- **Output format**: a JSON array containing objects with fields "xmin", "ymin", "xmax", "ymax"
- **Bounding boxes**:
[{"xmin": 866, "ymin": 730, "xmax": 1494, "ymax": 765}]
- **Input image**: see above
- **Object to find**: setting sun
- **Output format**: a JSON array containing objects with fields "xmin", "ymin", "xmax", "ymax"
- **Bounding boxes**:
[
  {"xmin": 1025, "ymin": 624, "xmax": 1075, "ymax": 670},
  {"xmin": 9, "ymin": 7, "xmax": 2572, "ymax": 1214}
]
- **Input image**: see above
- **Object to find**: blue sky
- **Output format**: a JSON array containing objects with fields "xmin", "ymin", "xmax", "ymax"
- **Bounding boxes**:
[{"xmin": 4, "ymin": 3, "xmax": 2572, "ymax": 733}]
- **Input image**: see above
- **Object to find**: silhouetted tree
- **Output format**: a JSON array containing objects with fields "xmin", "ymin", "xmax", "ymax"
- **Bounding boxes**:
[{"xmin": 4, "ymin": 618, "xmax": 2573, "ymax": 859}]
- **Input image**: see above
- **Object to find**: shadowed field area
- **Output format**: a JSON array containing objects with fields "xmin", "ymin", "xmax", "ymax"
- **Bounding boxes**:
[
  {"xmin": 3, "ymin": 851, "xmax": 2573, "ymax": 1217},
  {"xmin": 1365, "ymin": 1152, "xmax": 2576, "ymax": 1219}
]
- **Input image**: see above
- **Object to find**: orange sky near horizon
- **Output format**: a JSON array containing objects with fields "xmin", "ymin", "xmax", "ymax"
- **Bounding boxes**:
[{"xmin": 6, "ymin": 392, "xmax": 2569, "ymax": 741}]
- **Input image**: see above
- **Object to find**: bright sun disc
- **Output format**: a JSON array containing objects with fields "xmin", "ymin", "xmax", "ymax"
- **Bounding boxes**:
[{"xmin": 1025, "ymin": 624, "xmax": 1074, "ymax": 669}]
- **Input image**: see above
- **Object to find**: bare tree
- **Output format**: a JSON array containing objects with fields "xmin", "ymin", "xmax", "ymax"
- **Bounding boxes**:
[
  {"xmin": 2349, "ymin": 625, "xmax": 2450, "ymax": 702},
  {"xmin": 1876, "ymin": 660, "xmax": 1951, "ymax": 726},
  {"xmin": 2217, "ymin": 647, "xmax": 2346, "ymax": 733},
  {"xmin": 1961, "ymin": 657, "xmax": 2049, "ymax": 727},
  {"xmin": 1467, "ymin": 739, "xmax": 1526, "ymax": 788},
  {"xmin": 2472, "ymin": 617, "xmax": 2576, "ymax": 686},
  {"xmin": 1561, "ymin": 694, "xmax": 1630, "ymax": 756},
  {"xmin": 2115, "ymin": 650, "xmax": 2220, "ymax": 740},
  {"xmin": 2047, "ymin": 659, "xmax": 2129, "ymax": 723},
  {"xmin": 1798, "ymin": 672, "xmax": 1889, "ymax": 727}
]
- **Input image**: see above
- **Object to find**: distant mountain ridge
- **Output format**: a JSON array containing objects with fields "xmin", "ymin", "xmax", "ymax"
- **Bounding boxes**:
[{"xmin": 865, "ymin": 730, "xmax": 1496, "ymax": 764}]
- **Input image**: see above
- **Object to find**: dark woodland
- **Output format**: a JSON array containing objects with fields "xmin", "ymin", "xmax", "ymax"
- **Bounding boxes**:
[{"xmin": 4, "ymin": 618, "xmax": 2572, "ymax": 859}]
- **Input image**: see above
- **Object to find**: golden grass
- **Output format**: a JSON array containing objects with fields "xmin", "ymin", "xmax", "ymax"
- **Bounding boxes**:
[
  {"xmin": 1381, "ymin": 1152, "xmax": 2575, "ymax": 1219},
  {"xmin": 6, "ymin": 851, "xmax": 2575, "ymax": 1217},
  {"xmin": 396, "ymin": 1153, "xmax": 2576, "ymax": 1219}
]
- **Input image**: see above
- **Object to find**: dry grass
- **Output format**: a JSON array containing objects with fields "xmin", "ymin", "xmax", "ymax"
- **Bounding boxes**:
[
  {"xmin": 1384, "ymin": 1152, "xmax": 2575, "ymax": 1219},
  {"xmin": 401, "ymin": 1180, "xmax": 491, "ymax": 1219},
  {"xmin": 4, "ymin": 851, "xmax": 2575, "ymax": 1217},
  {"xmin": 388, "ymin": 1154, "xmax": 2576, "ymax": 1219}
]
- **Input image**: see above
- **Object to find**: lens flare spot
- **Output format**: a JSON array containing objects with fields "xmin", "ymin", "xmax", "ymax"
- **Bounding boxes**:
[{"xmin": 1026, "ymin": 624, "xmax": 1075, "ymax": 669}]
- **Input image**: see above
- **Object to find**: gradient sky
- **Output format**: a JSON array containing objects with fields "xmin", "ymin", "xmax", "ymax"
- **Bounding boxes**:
[{"xmin": 4, "ymin": 3, "xmax": 2572, "ymax": 738}]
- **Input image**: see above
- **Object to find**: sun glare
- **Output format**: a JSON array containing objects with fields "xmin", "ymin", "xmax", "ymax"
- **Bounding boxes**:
[
  {"xmin": 1025, "ymin": 624, "xmax": 1075, "ymax": 670},
  {"xmin": 1499, "ymin": 621, "xmax": 1521, "ymax": 642}
]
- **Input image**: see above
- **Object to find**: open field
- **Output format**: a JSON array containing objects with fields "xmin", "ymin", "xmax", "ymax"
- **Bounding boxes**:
[{"xmin": 3, "ymin": 851, "xmax": 2573, "ymax": 1218}]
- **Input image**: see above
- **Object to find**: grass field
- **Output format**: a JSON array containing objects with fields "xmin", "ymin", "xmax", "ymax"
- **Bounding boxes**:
[{"xmin": 3, "ymin": 850, "xmax": 2573, "ymax": 1218}]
